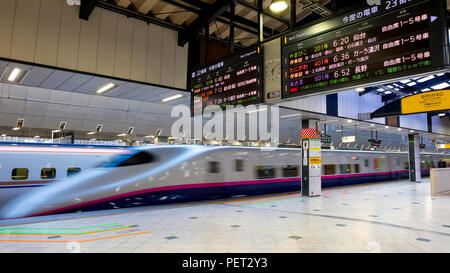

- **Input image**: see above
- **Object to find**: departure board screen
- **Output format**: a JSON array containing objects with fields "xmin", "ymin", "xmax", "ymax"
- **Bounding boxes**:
[
  {"xmin": 281, "ymin": 0, "xmax": 449, "ymax": 99},
  {"xmin": 191, "ymin": 46, "xmax": 263, "ymax": 114}
]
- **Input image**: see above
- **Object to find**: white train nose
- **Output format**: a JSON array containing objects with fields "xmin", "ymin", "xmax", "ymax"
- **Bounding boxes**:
[{"xmin": 0, "ymin": 168, "xmax": 108, "ymax": 219}]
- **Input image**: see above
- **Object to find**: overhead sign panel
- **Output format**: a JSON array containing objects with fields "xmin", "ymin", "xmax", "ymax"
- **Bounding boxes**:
[
  {"xmin": 401, "ymin": 89, "xmax": 450, "ymax": 114},
  {"xmin": 190, "ymin": 46, "xmax": 263, "ymax": 114},
  {"xmin": 281, "ymin": 0, "xmax": 449, "ymax": 99}
]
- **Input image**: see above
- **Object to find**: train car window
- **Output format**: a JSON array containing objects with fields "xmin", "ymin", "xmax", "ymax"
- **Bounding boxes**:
[
  {"xmin": 12, "ymin": 168, "xmax": 28, "ymax": 180},
  {"xmin": 364, "ymin": 159, "xmax": 369, "ymax": 168},
  {"xmin": 41, "ymin": 168, "xmax": 56, "ymax": 179},
  {"xmin": 339, "ymin": 164, "xmax": 352, "ymax": 174},
  {"xmin": 255, "ymin": 166, "xmax": 276, "ymax": 179},
  {"xmin": 235, "ymin": 159, "xmax": 244, "ymax": 172},
  {"xmin": 404, "ymin": 161, "xmax": 409, "ymax": 170},
  {"xmin": 323, "ymin": 164, "xmax": 336, "ymax": 175},
  {"xmin": 354, "ymin": 164, "xmax": 360, "ymax": 174},
  {"xmin": 208, "ymin": 161, "xmax": 220, "ymax": 173},
  {"xmin": 102, "ymin": 151, "xmax": 157, "ymax": 167},
  {"xmin": 67, "ymin": 167, "xmax": 81, "ymax": 176},
  {"xmin": 282, "ymin": 165, "xmax": 299, "ymax": 177}
]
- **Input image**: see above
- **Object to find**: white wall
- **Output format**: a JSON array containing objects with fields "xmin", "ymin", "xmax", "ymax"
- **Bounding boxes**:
[{"xmin": 0, "ymin": 0, "xmax": 188, "ymax": 89}]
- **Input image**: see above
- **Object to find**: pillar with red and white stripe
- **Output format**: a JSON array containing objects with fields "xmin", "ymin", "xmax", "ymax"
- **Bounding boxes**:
[{"xmin": 301, "ymin": 119, "xmax": 322, "ymax": 197}]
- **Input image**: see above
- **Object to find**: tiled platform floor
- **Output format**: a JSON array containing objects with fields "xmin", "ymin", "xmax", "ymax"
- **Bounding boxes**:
[{"xmin": 0, "ymin": 178, "xmax": 449, "ymax": 253}]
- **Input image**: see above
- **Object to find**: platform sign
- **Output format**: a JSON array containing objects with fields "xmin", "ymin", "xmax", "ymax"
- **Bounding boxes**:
[
  {"xmin": 401, "ymin": 89, "xmax": 450, "ymax": 114},
  {"xmin": 190, "ymin": 46, "xmax": 263, "ymax": 114},
  {"xmin": 436, "ymin": 143, "xmax": 450, "ymax": 149},
  {"xmin": 281, "ymin": 0, "xmax": 449, "ymax": 99},
  {"xmin": 342, "ymin": 135, "xmax": 356, "ymax": 143}
]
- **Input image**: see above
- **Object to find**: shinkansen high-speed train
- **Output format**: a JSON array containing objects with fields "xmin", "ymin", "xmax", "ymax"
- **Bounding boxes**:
[{"xmin": 0, "ymin": 144, "xmax": 448, "ymax": 219}]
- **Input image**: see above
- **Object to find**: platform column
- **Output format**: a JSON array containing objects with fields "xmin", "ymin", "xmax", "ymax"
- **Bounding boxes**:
[
  {"xmin": 301, "ymin": 120, "xmax": 322, "ymax": 197},
  {"xmin": 408, "ymin": 133, "xmax": 421, "ymax": 183}
]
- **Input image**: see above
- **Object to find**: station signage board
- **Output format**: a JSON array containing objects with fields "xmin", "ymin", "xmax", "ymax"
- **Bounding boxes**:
[
  {"xmin": 281, "ymin": 0, "xmax": 449, "ymax": 99},
  {"xmin": 190, "ymin": 46, "xmax": 263, "ymax": 114},
  {"xmin": 436, "ymin": 143, "xmax": 450, "ymax": 149},
  {"xmin": 401, "ymin": 89, "xmax": 450, "ymax": 114},
  {"xmin": 342, "ymin": 135, "xmax": 356, "ymax": 143}
]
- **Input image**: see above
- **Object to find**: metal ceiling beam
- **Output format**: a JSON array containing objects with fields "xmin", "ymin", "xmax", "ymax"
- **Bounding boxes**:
[
  {"xmin": 96, "ymin": 0, "xmax": 244, "ymax": 49},
  {"xmin": 178, "ymin": 0, "xmax": 235, "ymax": 46},
  {"xmin": 79, "ymin": 0, "xmax": 99, "ymax": 20},
  {"xmin": 97, "ymin": 1, "xmax": 183, "ymax": 31},
  {"xmin": 160, "ymin": 0, "xmax": 263, "ymax": 37},
  {"xmin": 235, "ymin": 0, "xmax": 290, "ymax": 26},
  {"xmin": 173, "ymin": 0, "xmax": 277, "ymax": 38}
]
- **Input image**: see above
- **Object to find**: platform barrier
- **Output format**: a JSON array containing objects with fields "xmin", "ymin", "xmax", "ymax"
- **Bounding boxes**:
[{"xmin": 430, "ymin": 168, "xmax": 450, "ymax": 195}]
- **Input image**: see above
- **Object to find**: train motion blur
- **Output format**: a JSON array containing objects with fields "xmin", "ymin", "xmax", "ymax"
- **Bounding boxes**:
[{"xmin": 0, "ymin": 144, "xmax": 448, "ymax": 219}]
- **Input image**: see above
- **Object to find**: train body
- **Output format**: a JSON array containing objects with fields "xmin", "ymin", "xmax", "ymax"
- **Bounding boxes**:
[{"xmin": 0, "ymin": 144, "xmax": 448, "ymax": 219}]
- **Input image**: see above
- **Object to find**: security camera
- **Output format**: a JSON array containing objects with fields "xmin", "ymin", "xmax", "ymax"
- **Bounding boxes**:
[{"xmin": 66, "ymin": 0, "xmax": 81, "ymax": 6}]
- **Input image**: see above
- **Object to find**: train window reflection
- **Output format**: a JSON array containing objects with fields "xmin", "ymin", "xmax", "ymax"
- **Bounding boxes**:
[
  {"xmin": 208, "ymin": 161, "xmax": 220, "ymax": 173},
  {"xmin": 282, "ymin": 165, "xmax": 299, "ymax": 177},
  {"xmin": 255, "ymin": 166, "xmax": 276, "ymax": 179},
  {"xmin": 323, "ymin": 164, "xmax": 336, "ymax": 175},
  {"xmin": 235, "ymin": 159, "xmax": 244, "ymax": 172},
  {"xmin": 41, "ymin": 168, "xmax": 56, "ymax": 179},
  {"xmin": 12, "ymin": 168, "xmax": 28, "ymax": 180},
  {"xmin": 67, "ymin": 167, "xmax": 81, "ymax": 176},
  {"xmin": 354, "ymin": 164, "xmax": 360, "ymax": 174},
  {"xmin": 102, "ymin": 151, "xmax": 156, "ymax": 167}
]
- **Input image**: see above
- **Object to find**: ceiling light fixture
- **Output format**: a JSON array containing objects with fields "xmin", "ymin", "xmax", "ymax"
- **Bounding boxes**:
[
  {"xmin": 94, "ymin": 82, "xmax": 118, "ymax": 94},
  {"xmin": 1, "ymin": 67, "xmax": 29, "ymax": 83},
  {"xmin": 8, "ymin": 68, "xmax": 21, "ymax": 82},
  {"xmin": 162, "ymin": 94, "xmax": 183, "ymax": 102},
  {"xmin": 417, "ymin": 75, "xmax": 435, "ymax": 83},
  {"xmin": 12, "ymin": 118, "xmax": 24, "ymax": 131},
  {"xmin": 269, "ymin": 0, "xmax": 288, "ymax": 12},
  {"xmin": 431, "ymin": 82, "xmax": 450, "ymax": 90}
]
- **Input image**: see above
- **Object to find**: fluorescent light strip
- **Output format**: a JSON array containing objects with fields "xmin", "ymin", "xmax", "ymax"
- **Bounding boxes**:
[
  {"xmin": 162, "ymin": 94, "xmax": 183, "ymax": 102},
  {"xmin": 8, "ymin": 68, "xmax": 21, "ymax": 82},
  {"xmin": 431, "ymin": 82, "xmax": 450, "ymax": 90},
  {"xmin": 95, "ymin": 83, "xmax": 117, "ymax": 94},
  {"xmin": 280, "ymin": 113, "xmax": 302, "ymax": 118},
  {"xmin": 417, "ymin": 75, "xmax": 435, "ymax": 82}
]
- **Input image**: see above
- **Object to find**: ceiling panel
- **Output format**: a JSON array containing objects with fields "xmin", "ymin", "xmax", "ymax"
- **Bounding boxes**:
[
  {"xmin": 58, "ymin": 73, "xmax": 94, "ymax": 91},
  {"xmin": 39, "ymin": 70, "xmax": 74, "ymax": 89},
  {"xmin": 21, "ymin": 66, "xmax": 53, "ymax": 87}
]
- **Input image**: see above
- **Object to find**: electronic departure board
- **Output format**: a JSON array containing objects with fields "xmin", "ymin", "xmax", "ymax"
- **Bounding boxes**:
[
  {"xmin": 281, "ymin": 0, "xmax": 449, "ymax": 99},
  {"xmin": 191, "ymin": 46, "xmax": 263, "ymax": 114}
]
